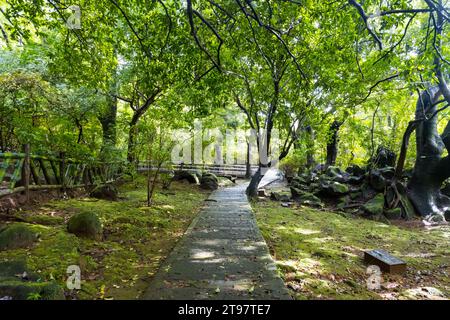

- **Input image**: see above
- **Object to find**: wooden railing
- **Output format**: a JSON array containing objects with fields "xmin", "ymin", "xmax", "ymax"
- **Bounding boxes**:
[{"xmin": 0, "ymin": 145, "xmax": 124, "ymax": 199}]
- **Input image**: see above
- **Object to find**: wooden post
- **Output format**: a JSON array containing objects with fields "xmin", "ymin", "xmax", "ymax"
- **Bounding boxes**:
[
  {"xmin": 22, "ymin": 144, "xmax": 30, "ymax": 202},
  {"xmin": 38, "ymin": 158, "xmax": 51, "ymax": 185},
  {"xmin": 59, "ymin": 152, "xmax": 66, "ymax": 192}
]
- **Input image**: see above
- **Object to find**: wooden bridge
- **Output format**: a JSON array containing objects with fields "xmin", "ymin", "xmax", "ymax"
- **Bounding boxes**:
[{"xmin": 137, "ymin": 162, "xmax": 259, "ymax": 179}]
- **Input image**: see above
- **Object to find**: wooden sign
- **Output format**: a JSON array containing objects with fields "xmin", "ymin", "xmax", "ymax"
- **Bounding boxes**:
[{"xmin": 364, "ymin": 249, "xmax": 407, "ymax": 274}]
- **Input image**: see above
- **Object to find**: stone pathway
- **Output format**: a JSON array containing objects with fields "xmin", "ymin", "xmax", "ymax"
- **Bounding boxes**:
[{"xmin": 142, "ymin": 183, "xmax": 291, "ymax": 300}]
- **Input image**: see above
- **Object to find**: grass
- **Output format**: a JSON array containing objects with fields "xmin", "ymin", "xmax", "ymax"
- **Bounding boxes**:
[
  {"xmin": 0, "ymin": 176, "xmax": 210, "ymax": 299},
  {"xmin": 252, "ymin": 200, "xmax": 450, "ymax": 300}
]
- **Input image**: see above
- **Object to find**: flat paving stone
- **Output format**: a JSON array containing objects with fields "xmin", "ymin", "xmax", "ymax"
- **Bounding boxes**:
[{"xmin": 142, "ymin": 183, "xmax": 291, "ymax": 300}]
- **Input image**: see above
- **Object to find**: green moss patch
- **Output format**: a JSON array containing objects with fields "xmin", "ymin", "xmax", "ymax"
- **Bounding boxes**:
[
  {"xmin": 253, "ymin": 201, "xmax": 450, "ymax": 300},
  {"xmin": 0, "ymin": 175, "xmax": 210, "ymax": 300}
]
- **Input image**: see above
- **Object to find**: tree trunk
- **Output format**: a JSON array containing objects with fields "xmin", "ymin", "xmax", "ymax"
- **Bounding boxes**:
[
  {"xmin": 245, "ymin": 142, "xmax": 251, "ymax": 179},
  {"xmin": 407, "ymin": 89, "xmax": 450, "ymax": 221},
  {"xmin": 246, "ymin": 166, "xmax": 264, "ymax": 197},
  {"xmin": 326, "ymin": 120, "xmax": 341, "ymax": 167},
  {"xmin": 99, "ymin": 95, "xmax": 118, "ymax": 147},
  {"xmin": 127, "ymin": 123, "xmax": 138, "ymax": 164},
  {"xmin": 305, "ymin": 125, "xmax": 315, "ymax": 169}
]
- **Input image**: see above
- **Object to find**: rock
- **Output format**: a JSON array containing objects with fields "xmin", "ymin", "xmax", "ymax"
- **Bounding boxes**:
[
  {"xmin": 319, "ymin": 181, "xmax": 349, "ymax": 196},
  {"xmin": 90, "ymin": 184, "xmax": 118, "ymax": 201},
  {"xmin": 373, "ymin": 146, "xmax": 397, "ymax": 168},
  {"xmin": 0, "ymin": 260, "xmax": 64, "ymax": 300},
  {"xmin": 290, "ymin": 175, "xmax": 309, "ymax": 190},
  {"xmin": 0, "ymin": 280, "xmax": 65, "ymax": 300},
  {"xmin": 396, "ymin": 182, "xmax": 416, "ymax": 219},
  {"xmin": 369, "ymin": 170, "xmax": 387, "ymax": 191},
  {"xmin": 0, "ymin": 223, "xmax": 38, "ymax": 250},
  {"xmin": 385, "ymin": 207, "xmax": 402, "ymax": 220},
  {"xmin": 173, "ymin": 170, "xmax": 199, "ymax": 184},
  {"xmin": 346, "ymin": 164, "xmax": 366, "ymax": 177},
  {"xmin": 270, "ymin": 192, "xmax": 290, "ymax": 202},
  {"xmin": 347, "ymin": 175, "xmax": 364, "ymax": 185},
  {"xmin": 402, "ymin": 287, "xmax": 446, "ymax": 300},
  {"xmin": 350, "ymin": 192, "xmax": 362, "ymax": 200},
  {"xmin": 363, "ymin": 194, "xmax": 385, "ymax": 215},
  {"xmin": 67, "ymin": 212, "xmax": 102, "ymax": 240},
  {"xmin": 337, "ymin": 196, "xmax": 350, "ymax": 210},
  {"xmin": 290, "ymin": 187, "xmax": 304, "ymax": 199},
  {"xmin": 445, "ymin": 210, "xmax": 450, "ymax": 222},
  {"xmin": 200, "ymin": 173, "xmax": 218, "ymax": 190},
  {"xmin": 325, "ymin": 166, "xmax": 348, "ymax": 182},
  {"xmin": 257, "ymin": 189, "xmax": 267, "ymax": 197},
  {"xmin": 0, "ymin": 260, "xmax": 30, "ymax": 281},
  {"xmin": 296, "ymin": 192, "xmax": 323, "ymax": 207},
  {"xmin": 378, "ymin": 167, "xmax": 395, "ymax": 180}
]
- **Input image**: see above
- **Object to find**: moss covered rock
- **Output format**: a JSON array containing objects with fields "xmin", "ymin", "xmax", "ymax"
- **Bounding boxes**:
[
  {"xmin": 385, "ymin": 207, "xmax": 402, "ymax": 220},
  {"xmin": 270, "ymin": 191, "xmax": 291, "ymax": 202},
  {"xmin": 363, "ymin": 194, "xmax": 385, "ymax": 215},
  {"xmin": 297, "ymin": 193, "xmax": 323, "ymax": 207},
  {"xmin": 173, "ymin": 170, "xmax": 199, "ymax": 184},
  {"xmin": 200, "ymin": 173, "xmax": 219, "ymax": 190},
  {"xmin": 0, "ymin": 280, "xmax": 65, "ymax": 300},
  {"xmin": 90, "ymin": 184, "xmax": 118, "ymax": 201},
  {"xmin": 0, "ymin": 223, "xmax": 38, "ymax": 250},
  {"xmin": 67, "ymin": 212, "xmax": 102, "ymax": 240}
]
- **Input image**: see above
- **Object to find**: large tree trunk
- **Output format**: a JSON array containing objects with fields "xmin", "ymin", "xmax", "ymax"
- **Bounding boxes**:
[
  {"xmin": 99, "ymin": 95, "xmax": 118, "ymax": 148},
  {"xmin": 407, "ymin": 89, "xmax": 450, "ymax": 221},
  {"xmin": 246, "ymin": 166, "xmax": 265, "ymax": 197},
  {"xmin": 326, "ymin": 120, "xmax": 341, "ymax": 167}
]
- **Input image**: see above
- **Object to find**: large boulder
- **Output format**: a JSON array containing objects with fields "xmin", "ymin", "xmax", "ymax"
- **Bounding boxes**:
[
  {"xmin": 90, "ymin": 184, "xmax": 118, "ymax": 201},
  {"xmin": 173, "ymin": 170, "xmax": 199, "ymax": 184},
  {"xmin": 67, "ymin": 212, "xmax": 102, "ymax": 240},
  {"xmin": 200, "ymin": 173, "xmax": 219, "ymax": 190},
  {"xmin": 0, "ymin": 224, "xmax": 38, "ymax": 250},
  {"xmin": 363, "ymin": 194, "xmax": 385, "ymax": 215}
]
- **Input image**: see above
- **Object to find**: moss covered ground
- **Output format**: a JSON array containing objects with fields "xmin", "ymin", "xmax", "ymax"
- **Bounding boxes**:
[
  {"xmin": 0, "ymin": 176, "xmax": 210, "ymax": 299},
  {"xmin": 253, "ymin": 200, "xmax": 449, "ymax": 300}
]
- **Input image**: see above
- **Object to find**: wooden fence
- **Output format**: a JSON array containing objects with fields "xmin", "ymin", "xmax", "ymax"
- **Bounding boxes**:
[{"xmin": 0, "ymin": 145, "xmax": 124, "ymax": 200}]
